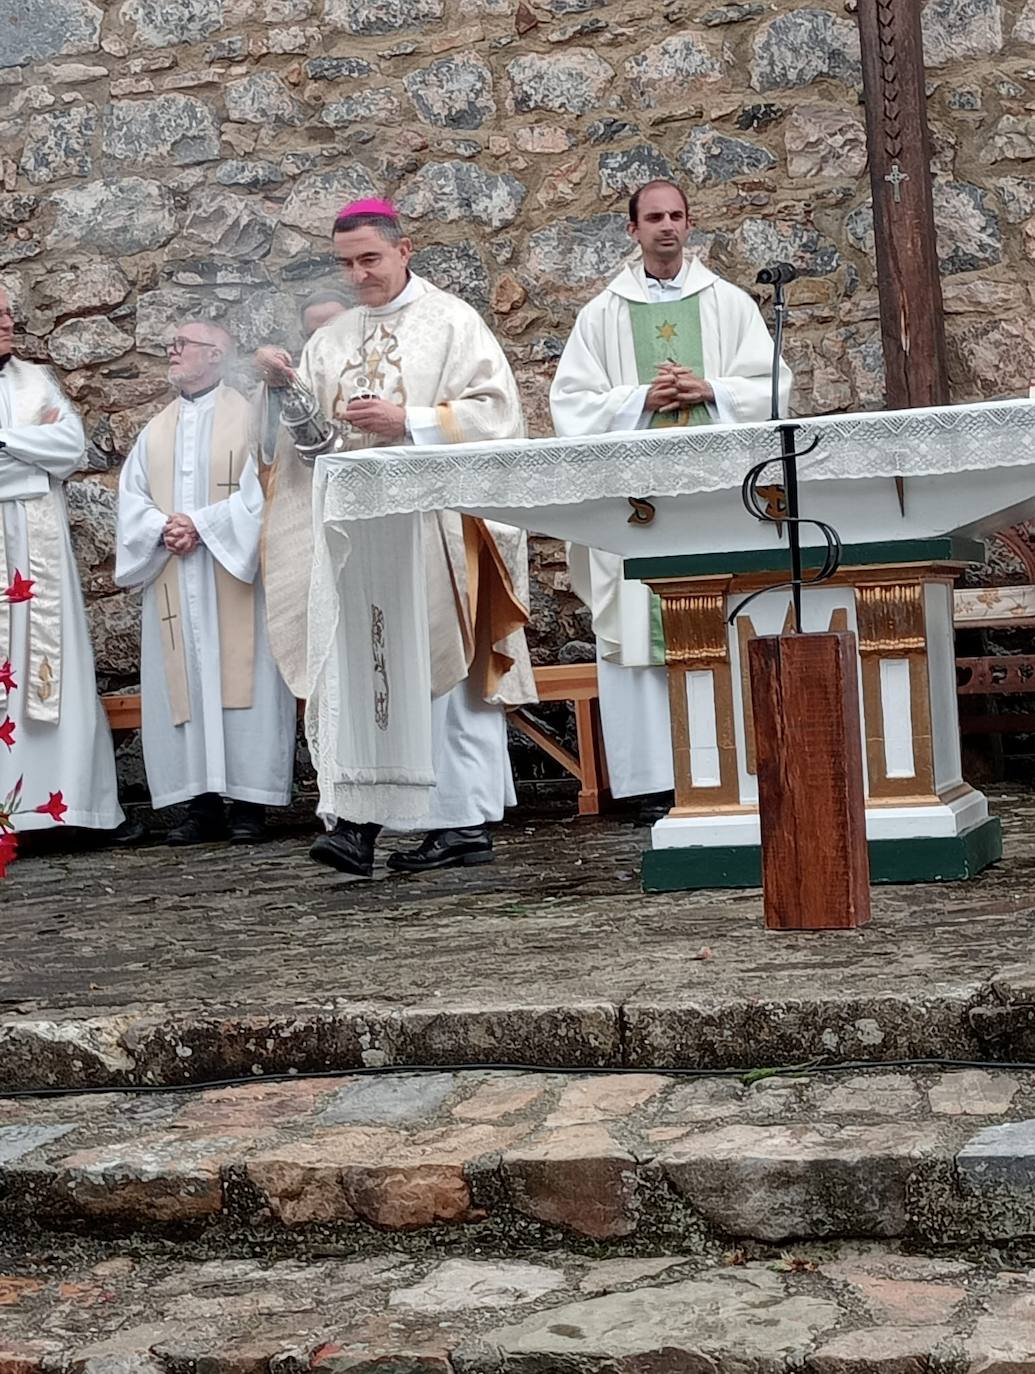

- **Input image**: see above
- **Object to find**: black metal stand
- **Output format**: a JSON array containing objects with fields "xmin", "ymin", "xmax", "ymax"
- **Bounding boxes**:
[{"xmin": 730, "ymin": 280, "xmax": 841, "ymax": 630}]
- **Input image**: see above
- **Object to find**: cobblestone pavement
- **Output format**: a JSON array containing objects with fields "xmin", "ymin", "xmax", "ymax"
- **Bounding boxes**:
[
  {"xmin": 0, "ymin": 1244, "xmax": 1034, "ymax": 1369},
  {"xmin": 2, "ymin": 790, "xmax": 1035, "ymax": 1086},
  {"xmin": 0, "ymin": 1066, "xmax": 1033, "ymax": 1251}
]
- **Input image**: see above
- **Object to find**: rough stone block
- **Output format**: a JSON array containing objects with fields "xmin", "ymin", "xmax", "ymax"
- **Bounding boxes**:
[
  {"xmin": 48, "ymin": 318, "xmax": 134, "ymax": 370},
  {"xmin": 48, "ymin": 177, "xmax": 177, "ymax": 255},
  {"xmin": 405, "ymin": 56, "xmax": 496, "ymax": 128},
  {"xmin": 102, "ymin": 95, "xmax": 220, "ymax": 166},
  {"xmin": 399, "ymin": 161, "xmax": 525, "ymax": 229},
  {"xmin": 506, "ymin": 50, "xmax": 614, "ymax": 114},
  {"xmin": 471, "ymin": 1268, "xmax": 841, "ymax": 1367},
  {"xmin": 390, "ymin": 1258, "xmax": 565, "ymax": 1312},
  {"xmin": 503, "ymin": 1125, "xmax": 640, "ymax": 1238},
  {"xmin": 0, "ymin": 0, "xmax": 102, "ymax": 67},
  {"xmin": 57, "ymin": 1133, "xmax": 236, "ymax": 1221},
  {"xmin": 626, "ymin": 35, "xmax": 724, "ymax": 107},
  {"xmin": 750, "ymin": 8, "xmax": 861, "ymax": 91},
  {"xmin": 808, "ymin": 1325, "xmax": 955, "ymax": 1374},
  {"xmin": 680, "ymin": 122, "xmax": 776, "ymax": 185},
  {"xmin": 661, "ymin": 1123, "xmax": 939, "ymax": 1241},
  {"xmin": 120, "ymin": 0, "xmax": 223, "ymax": 47},
  {"xmin": 19, "ymin": 105, "xmax": 96, "ymax": 185}
]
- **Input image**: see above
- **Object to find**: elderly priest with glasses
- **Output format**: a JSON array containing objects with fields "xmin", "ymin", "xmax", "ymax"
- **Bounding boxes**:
[{"xmin": 115, "ymin": 320, "xmax": 295, "ymax": 845}]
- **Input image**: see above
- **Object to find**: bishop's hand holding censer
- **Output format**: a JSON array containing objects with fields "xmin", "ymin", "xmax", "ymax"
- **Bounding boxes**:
[{"xmin": 259, "ymin": 318, "xmax": 409, "ymax": 464}]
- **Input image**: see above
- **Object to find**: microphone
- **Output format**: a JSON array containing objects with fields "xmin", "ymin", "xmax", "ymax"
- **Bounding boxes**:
[{"xmin": 755, "ymin": 262, "xmax": 798, "ymax": 286}]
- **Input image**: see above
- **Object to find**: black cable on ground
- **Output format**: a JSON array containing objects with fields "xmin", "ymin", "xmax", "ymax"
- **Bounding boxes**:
[{"xmin": 3, "ymin": 1054, "xmax": 1035, "ymax": 1100}]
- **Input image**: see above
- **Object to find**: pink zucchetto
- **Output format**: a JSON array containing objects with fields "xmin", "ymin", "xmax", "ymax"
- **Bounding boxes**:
[{"xmin": 337, "ymin": 197, "xmax": 399, "ymax": 220}]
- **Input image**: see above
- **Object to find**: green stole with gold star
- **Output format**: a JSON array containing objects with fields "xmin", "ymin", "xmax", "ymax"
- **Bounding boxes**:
[
  {"xmin": 628, "ymin": 294, "xmax": 713, "ymax": 662},
  {"xmin": 628, "ymin": 294, "xmax": 712, "ymax": 430}
]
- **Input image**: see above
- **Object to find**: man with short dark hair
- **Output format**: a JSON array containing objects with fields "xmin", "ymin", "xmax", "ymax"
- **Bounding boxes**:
[
  {"xmin": 550, "ymin": 179, "xmax": 791, "ymax": 817},
  {"xmin": 115, "ymin": 319, "xmax": 295, "ymax": 845},
  {"xmin": 265, "ymin": 197, "xmax": 535, "ymax": 878}
]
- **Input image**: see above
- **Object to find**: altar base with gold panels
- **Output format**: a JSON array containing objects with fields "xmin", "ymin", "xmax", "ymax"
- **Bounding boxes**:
[{"xmin": 632, "ymin": 538, "xmax": 999, "ymax": 891}]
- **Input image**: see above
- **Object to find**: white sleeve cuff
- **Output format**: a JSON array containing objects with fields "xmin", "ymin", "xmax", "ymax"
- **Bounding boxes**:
[
  {"xmin": 709, "ymin": 379, "xmax": 738, "ymax": 425},
  {"xmin": 406, "ymin": 405, "xmax": 442, "ymax": 446},
  {"xmin": 610, "ymin": 384, "xmax": 651, "ymax": 432}
]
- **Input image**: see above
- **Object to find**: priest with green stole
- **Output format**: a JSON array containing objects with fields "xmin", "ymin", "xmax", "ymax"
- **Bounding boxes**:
[{"xmin": 549, "ymin": 179, "xmax": 792, "ymax": 820}]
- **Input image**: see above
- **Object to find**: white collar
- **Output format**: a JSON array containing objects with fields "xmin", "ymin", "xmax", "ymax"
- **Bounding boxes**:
[
  {"xmin": 180, "ymin": 382, "xmax": 220, "ymax": 410},
  {"xmin": 367, "ymin": 273, "xmax": 422, "ymax": 316},
  {"xmin": 646, "ymin": 261, "xmax": 689, "ymax": 290}
]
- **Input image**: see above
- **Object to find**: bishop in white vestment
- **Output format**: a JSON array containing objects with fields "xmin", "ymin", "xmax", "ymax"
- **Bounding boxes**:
[
  {"xmin": 550, "ymin": 180, "xmax": 791, "ymax": 810},
  {"xmin": 265, "ymin": 199, "xmax": 535, "ymax": 878},
  {"xmin": 0, "ymin": 289, "xmax": 123, "ymax": 833},
  {"xmin": 115, "ymin": 321, "xmax": 294, "ymax": 845}
]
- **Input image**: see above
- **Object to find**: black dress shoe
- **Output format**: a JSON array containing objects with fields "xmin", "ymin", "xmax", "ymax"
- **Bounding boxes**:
[
  {"xmin": 109, "ymin": 817, "xmax": 149, "ymax": 847},
  {"xmin": 309, "ymin": 819, "xmax": 381, "ymax": 877},
  {"xmin": 228, "ymin": 801, "xmax": 266, "ymax": 845},
  {"xmin": 386, "ymin": 826, "xmax": 494, "ymax": 874},
  {"xmin": 167, "ymin": 794, "xmax": 227, "ymax": 847}
]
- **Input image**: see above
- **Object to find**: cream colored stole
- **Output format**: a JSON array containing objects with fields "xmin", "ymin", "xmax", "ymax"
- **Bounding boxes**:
[
  {"xmin": 0, "ymin": 358, "xmax": 64, "ymax": 725},
  {"xmin": 146, "ymin": 385, "xmax": 255, "ymax": 726}
]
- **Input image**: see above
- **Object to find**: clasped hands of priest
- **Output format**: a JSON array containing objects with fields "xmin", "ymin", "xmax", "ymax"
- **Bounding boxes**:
[
  {"xmin": 645, "ymin": 361, "xmax": 714, "ymax": 413},
  {"xmin": 255, "ymin": 347, "xmax": 406, "ymax": 442},
  {"xmin": 163, "ymin": 513, "xmax": 200, "ymax": 557}
]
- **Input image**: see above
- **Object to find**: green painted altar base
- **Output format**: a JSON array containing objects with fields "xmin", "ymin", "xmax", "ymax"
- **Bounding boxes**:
[{"xmin": 642, "ymin": 817, "xmax": 1003, "ymax": 892}]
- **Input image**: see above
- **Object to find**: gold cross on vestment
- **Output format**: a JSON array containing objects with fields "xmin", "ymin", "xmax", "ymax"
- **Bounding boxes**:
[
  {"xmin": 656, "ymin": 321, "xmax": 678, "ymax": 343},
  {"xmin": 216, "ymin": 451, "xmax": 239, "ymax": 497},
  {"xmin": 161, "ymin": 584, "xmax": 178, "ymax": 650}
]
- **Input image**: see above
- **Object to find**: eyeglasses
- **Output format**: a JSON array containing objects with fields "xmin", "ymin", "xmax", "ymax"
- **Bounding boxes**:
[{"xmin": 167, "ymin": 336, "xmax": 222, "ymax": 356}]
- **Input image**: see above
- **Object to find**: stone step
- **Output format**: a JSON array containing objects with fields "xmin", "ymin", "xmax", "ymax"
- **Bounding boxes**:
[
  {"xmin": 5, "ymin": 1065, "xmax": 1035, "ymax": 1249},
  {"xmin": 1, "ymin": 1243, "xmax": 1033, "ymax": 1370}
]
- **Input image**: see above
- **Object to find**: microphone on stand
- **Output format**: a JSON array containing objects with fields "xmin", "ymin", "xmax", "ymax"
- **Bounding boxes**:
[{"xmin": 756, "ymin": 262, "xmax": 798, "ymax": 287}]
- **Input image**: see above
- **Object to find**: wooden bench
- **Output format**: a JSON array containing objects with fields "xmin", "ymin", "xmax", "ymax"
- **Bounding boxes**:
[
  {"xmin": 101, "ymin": 662, "xmax": 613, "ymax": 817},
  {"xmin": 954, "ymin": 584, "xmax": 1035, "ymax": 736}
]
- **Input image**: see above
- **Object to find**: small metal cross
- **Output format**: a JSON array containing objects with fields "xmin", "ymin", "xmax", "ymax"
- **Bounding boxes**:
[
  {"xmin": 161, "ymin": 584, "xmax": 178, "ymax": 650},
  {"xmin": 216, "ymin": 450, "xmax": 239, "ymax": 497},
  {"xmin": 884, "ymin": 162, "xmax": 909, "ymax": 203}
]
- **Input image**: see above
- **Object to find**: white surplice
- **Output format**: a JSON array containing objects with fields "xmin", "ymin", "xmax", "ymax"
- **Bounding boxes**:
[
  {"xmin": 0, "ymin": 361, "xmax": 122, "ymax": 831},
  {"xmin": 550, "ymin": 255, "xmax": 791, "ymax": 797},
  {"xmin": 115, "ymin": 387, "xmax": 295, "ymax": 809}
]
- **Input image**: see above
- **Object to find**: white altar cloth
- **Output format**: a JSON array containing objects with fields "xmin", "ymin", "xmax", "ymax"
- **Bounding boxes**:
[{"xmin": 320, "ymin": 398, "xmax": 1035, "ymax": 539}]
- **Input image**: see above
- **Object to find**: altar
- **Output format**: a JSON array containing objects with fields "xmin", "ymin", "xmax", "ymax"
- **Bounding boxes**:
[{"xmin": 318, "ymin": 398, "xmax": 1035, "ymax": 891}]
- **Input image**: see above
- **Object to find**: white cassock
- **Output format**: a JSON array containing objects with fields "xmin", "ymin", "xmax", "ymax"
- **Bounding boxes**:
[
  {"xmin": 550, "ymin": 255, "xmax": 791, "ymax": 798},
  {"xmin": 0, "ymin": 359, "xmax": 122, "ymax": 831},
  {"xmin": 115, "ymin": 387, "xmax": 295, "ymax": 809},
  {"xmin": 280, "ymin": 273, "xmax": 536, "ymax": 831}
]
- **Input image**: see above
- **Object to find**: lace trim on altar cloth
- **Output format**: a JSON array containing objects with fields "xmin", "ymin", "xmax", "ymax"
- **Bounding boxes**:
[{"xmin": 319, "ymin": 397, "xmax": 1035, "ymax": 523}]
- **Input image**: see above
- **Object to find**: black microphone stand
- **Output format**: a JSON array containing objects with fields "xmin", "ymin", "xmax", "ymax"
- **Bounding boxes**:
[
  {"xmin": 731, "ymin": 273, "xmax": 841, "ymax": 632},
  {"xmin": 771, "ymin": 279, "xmax": 804, "ymax": 634}
]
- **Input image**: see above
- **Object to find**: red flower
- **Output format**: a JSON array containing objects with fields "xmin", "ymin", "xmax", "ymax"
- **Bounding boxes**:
[
  {"xmin": 0, "ymin": 661, "xmax": 14, "ymax": 693},
  {"xmin": 0, "ymin": 832, "xmax": 16, "ymax": 878},
  {"xmin": 3, "ymin": 571, "xmax": 34, "ymax": 603},
  {"xmin": 0, "ymin": 718, "xmax": 14, "ymax": 751},
  {"xmin": 34, "ymin": 791, "xmax": 67, "ymax": 824}
]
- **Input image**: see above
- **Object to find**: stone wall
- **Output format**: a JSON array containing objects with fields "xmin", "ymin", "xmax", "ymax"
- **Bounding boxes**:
[{"xmin": 3, "ymin": 0, "xmax": 1035, "ymax": 690}]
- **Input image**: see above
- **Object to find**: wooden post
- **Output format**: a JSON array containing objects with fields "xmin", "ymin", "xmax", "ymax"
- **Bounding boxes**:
[
  {"xmin": 748, "ymin": 632, "xmax": 871, "ymax": 930},
  {"xmin": 857, "ymin": 0, "xmax": 949, "ymax": 410}
]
